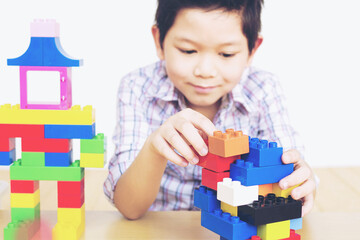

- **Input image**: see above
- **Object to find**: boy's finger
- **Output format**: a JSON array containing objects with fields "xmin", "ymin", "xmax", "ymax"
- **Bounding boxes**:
[
  {"xmin": 174, "ymin": 119, "xmax": 208, "ymax": 157},
  {"xmin": 301, "ymin": 194, "xmax": 314, "ymax": 217},
  {"xmin": 155, "ymin": 135, "xmax": 188, "ymax": 167},
  {"xmin": 282, "ymin": 149, "xmax": 302, "ymax": 164},
  {"xmin": 182, "ymin": 109, "xmax": 217, "ymax": 136},
  {"xmin": 163, "ymin": 126, "xmax": 199, "ymax": 164},
  {"xmin": 279, "ymin": 166, "xmax": 311, "ymax": 189},
  {"xmin": 291, "ymin": 179, "xmax": 316, "ymax": 200}
]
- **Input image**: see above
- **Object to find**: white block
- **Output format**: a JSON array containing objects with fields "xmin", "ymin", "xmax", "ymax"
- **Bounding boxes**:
[{"xmin": 217, "ymin": 178, "xmax": 258, "ymax": 207}]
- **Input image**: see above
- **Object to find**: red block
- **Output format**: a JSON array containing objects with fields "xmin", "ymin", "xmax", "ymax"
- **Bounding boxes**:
[
  {"xmin": 247, "ymin": 236, "xmax": 261, "ymax": 240},
  {"xmin": 197, "ymin": 152, "xmax": 238, "ymax": 172},
  {"xmin": 0, "ymin": 124, "xmax": 44, "ymax": 138},
  {"xmin": 58, "ymin": 178, "xmax": 85, "ymax": 208},
  {"xmin": 280, "ymin": 230, "xmax": 301, "ymax": 240},
  {"xmin": 22, "ymin": 138, "xmax": 72, "ymax": 153},
  {"xmin": 58, "ymin": 178, "xmax": 84, "ymax": 195},
  {"xmin": 11, "ymin": 180, "xmax": 39, "ymax": 193},
  {"xmin": 0, "ymin": 138, "xmax": 15, "ymax": 151},
  {"xmin": 201, "ymin": 168, "xmax": 229, "ymax": 191}
]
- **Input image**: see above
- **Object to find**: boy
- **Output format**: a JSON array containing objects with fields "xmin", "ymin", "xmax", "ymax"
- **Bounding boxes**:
[{"xmin": 104, "ymin": 0, "xmax": 316, "ymax": 220}]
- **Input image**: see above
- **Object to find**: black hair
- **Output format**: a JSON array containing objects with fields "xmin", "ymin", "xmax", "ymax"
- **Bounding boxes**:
[{"xmin": 155, "ymin": 0, "xmax": 264, "ymax": 53}]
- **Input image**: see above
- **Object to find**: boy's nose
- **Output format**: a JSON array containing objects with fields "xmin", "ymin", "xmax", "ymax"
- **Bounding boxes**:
[{"xmin": 194, "ymin": 56, "xmax": 217, "ymax": 79}]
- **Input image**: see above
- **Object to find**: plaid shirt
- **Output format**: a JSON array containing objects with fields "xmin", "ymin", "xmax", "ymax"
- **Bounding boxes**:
[{"xmin": 103, "ymin": 60, "xmax": 304, "ymax": 211}]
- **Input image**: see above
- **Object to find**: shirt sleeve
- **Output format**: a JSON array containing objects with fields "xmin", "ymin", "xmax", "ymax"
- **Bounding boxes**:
[
  {"xmin": 256, "ymin": 74, "xmax": 305, "ymax": 159},
  {"xmin": 103, "ymin": 75, "xmax": 150, "ymax": 204}
]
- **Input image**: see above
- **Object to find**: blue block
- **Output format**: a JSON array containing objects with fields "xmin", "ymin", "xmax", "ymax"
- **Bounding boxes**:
[
  {"xmin": 7, "ymin": 37, "xmax": 82, "ymax": 67},
  {"xmin": 201, "ymin": 209, "xmax": 257, "ymax": 240},
  {"xmin": 45, "ymin": 150, "xmax": 72, "ymax": 167},
  {"xmin": 230, "ymin": 160, "xmax": 294, "ymax": 186},
  {"xmin": 0, "ymin": 149, "xmax": 15, "ymax": 165},
  {"xmin": 242, "ymin": 138, "xmax": 283, "ymax": 167},
  {"xmin": 290, "ymin": 217, "xmax": 302, "ymax": 230},
  {"xmin": 44, "ymin": 123, "xmax": 95, "ymax": 139},
  {"xmin": 194, "ymin": 186, "xmax": 220, "ymax": 212}
]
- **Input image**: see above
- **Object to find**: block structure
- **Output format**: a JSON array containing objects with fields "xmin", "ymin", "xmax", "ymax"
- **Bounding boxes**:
[
  {"xmin": 2, "ymin": 19, "xmax": 106, "ymax": 240},
  {"xmin": 194, "ymin": 130, "xmax": 302, "ymax": 240}
]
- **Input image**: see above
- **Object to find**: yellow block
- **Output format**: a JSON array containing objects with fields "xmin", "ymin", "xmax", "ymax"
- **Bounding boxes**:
[
  {"xmin": 258, "ymin": 220, "xmax": 290, "ymax": 240},
  {"xmin": 58, "ymin": 204, "xmax": 85, "ymax": 224},
  {"xmin": 0, "ymin": 104, "xmax": 95, "ymax": 125},
  {"xmin": 80, "ymin": 153, "xmax": 105, "ymax": 168},
  {"xmin": 52, "ymin": 221, "xmax": 85, "ymax": 240},
  {"xmin": 221, "ymin": 201, "xmax": 237, "ymax": 217},
  {"xmin": 273, "ymin": 182, "xmax": 301, "ymax": 198},
  {"xmin": 10, "ymin": 189, "xmax": 40, "ymax": 208}
]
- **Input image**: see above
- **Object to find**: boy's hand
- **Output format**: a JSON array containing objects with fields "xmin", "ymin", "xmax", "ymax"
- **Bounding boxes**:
[
  {"xmin": 148, "ymin": 108, "xmax": 217, "ymax": 167},
  {"xmin": 279, "ymin": 149, "xmax": 316, "ymax": 216}
]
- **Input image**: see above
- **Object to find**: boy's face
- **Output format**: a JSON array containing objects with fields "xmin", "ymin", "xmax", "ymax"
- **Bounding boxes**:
[{"xmin": 152, "ymin": 8, "xmax": 262, "ymax": 110}]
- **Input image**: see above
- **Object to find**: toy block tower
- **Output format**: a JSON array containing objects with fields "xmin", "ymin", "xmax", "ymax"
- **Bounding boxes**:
[
  {"xmin": 1, "ymin": 19, "xmax": 106, "ymax": 240},
  {"xmin": 195, "ymin": 129, "xmax": 302, "ymax": 240}
]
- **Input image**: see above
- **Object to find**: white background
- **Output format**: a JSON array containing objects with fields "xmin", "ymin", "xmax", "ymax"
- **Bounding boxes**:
[{"xmin": 0, "ymin": 0, "xmax": 359, "ymax": 167}]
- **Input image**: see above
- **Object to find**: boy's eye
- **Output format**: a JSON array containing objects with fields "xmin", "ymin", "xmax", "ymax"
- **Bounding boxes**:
[
  {"xmin": 220, "ymin": 53, "xmax": 236, "ymax": 58},
  {"xmin": 179, "ymin": 48, "xmax": 197, "ymax": 54}
]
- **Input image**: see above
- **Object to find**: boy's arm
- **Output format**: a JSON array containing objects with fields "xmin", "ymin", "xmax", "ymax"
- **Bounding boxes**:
[{"xmin": 114, "ymin": 108, "xmax": 216, "ymax": 219}]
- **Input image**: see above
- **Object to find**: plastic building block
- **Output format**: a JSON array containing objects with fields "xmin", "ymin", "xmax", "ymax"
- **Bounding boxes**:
[
  {"xmin": 21, "ymin": 152, "xmax": 45, "ymax": 166},
  {"xmin": 45, "ymin": 150, "xmax": 72, "ymax": 167},
  {"xmin": 237, "ymin": 194, "xmax": 302, "ymax": 226},
  {"xmin": 221, "ymin": 202, "xmax": 238, "ymax": 217},
  {"xmin": 7, "ymin": 37, "xmax": 83, "ymax": 67},
  {"xmin": 194, "ymin": 186, "xmax": 220, "ymax": 212},
  {"xmin": 290, "ymin": 218, "xmax": 302, "ymax": 230},
  {"xmin": 80, "ymin": 152, "xmax": 105, "ymax": 168},
  {"xmin": 57, "ymin": 204, "xmax": 85, "ymax": 224},
  {"xmin": 0, "ymin": 124, "xmax": 44, "ymax": 138},
  {"xmin": 258, "ymin": 220, "xmax": 290, "ymax": 240},
  {"xmin": 258, "ymin": 184, "xmax": 273, "ymax": 196},
  {"xmin": 45, "ymin": 123, "xmax": 95, "ymax": 139},
  {"xmin": 201, "ymin": 209, "xmax": 257, "ymax": 240},
  {"xmin": 242, "ymin": 138, "xmax": 283, "ymax": 167},
  {"xmin": 197, "ymin": 151, "xmax": 238, "ymax": 172},
  {"xmin": 208, "ymin": 129, "xmax": 249, "ymax": 157},
  {"xmin": 58, "ymin": 178, "xmax": 84, "ymax": 208},
  {"xmin": 0, "ymin": 137, "xmax": 15, "ymax": 151},
  {"xmin": 4, "ymin": 220, "xmax": 40, "ymax": 240},
  {"xmin": 11, "ymin": 180, "xmax": 39, "ymax": 193},
  {"xmin": 217, "ymin": 178, "xmax": 258, "ymax": 207},
  {"xmin": 0, "ymin": 149, "xmax": 15, "ymax": 165},
  {"xmin": 246, "ymin": 237, "xmax": 262, "ymax": 240},
  {"xmin": 280, "ymin": 229, "xmax": 301, "ymax": 240},
  {"xmin": 80, "ymin": 133, "xmax": 105, "ymax": 153},
  {"xmin": 22, "ymin": 137, "xmax": 71, "ymax": 153},
  {"xmin": 10, "ymin": 190, "xmax": 40, "ymax": 208},
  {"xmin": 201, "ymin": 168, "xmax": 229, "ymax": 190},
  {"xmin": 10, "ymin": 159, "xmax": 84, "ymax": 181},
  {"xmin": 0, "ymin": 104, "xmax": 95, "ymax": 125},
  {"xmin": 19, "ymin": 66, "xmax": 72, "ymax": 110},
  {"xmin": 11, "ymin": 203, "xmax": 40, "ymax": 222},
  {"xmin": 52, "ymin": 221, "xmax": 85, "ymax": 240},
  {"xmin": 273, "ymin": 182, "xmax": 301, "ymax": 198},
  {"xmin": 31, "ymin": 19, "xmax": 60, "ymax": 37},
  {"xmin": 230, "ymin": 160, "xmax": 294, "ymax": 186}
]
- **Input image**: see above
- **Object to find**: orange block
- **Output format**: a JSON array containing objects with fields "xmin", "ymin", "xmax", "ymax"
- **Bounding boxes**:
[
  {"xmin": 208, "ymin": 129, "xmax": 249, "ymax": 157},
  {"xmin": 259, "ymin": 183, "xmax": 273, "ymax": 196}
]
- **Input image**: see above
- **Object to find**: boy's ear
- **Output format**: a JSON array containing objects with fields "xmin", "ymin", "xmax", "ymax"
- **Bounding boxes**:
[
  {"xmin": 151, "ymin": 25, "xmax": 165, "ymax": 60},
  {"xmin": 247, "ymin": 35, "xmax": 263, "ymax": 66}
]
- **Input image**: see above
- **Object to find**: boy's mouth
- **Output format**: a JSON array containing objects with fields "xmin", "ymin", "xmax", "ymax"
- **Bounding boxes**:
[{"xmin": 190, "ymin": 84, "xmax": 217, "ymax": 94}]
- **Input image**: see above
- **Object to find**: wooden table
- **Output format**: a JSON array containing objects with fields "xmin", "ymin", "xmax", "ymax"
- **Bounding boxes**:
[{"xmin": 0, "ymin": 167, "xmax": 359, "ymax": 239}]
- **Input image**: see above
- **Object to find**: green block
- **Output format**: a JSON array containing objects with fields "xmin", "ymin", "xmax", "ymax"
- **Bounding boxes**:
[
  {"xmin": 80, "ymin": 133, "xmax": 106, "ymax": 153},
  {"xmin": 10, "ymin": 159, "xmax": 84, "ymax": 181},
  {"xmin": 21, "ymin": 152, "xmax": 45, "ymax": 166},
  {"xmin": 4, "ymin": 219, "xmax": 40, "ymax": 240},
  {"xmin": 11, "ymin": 204, "xmax": 40, "ymax": 222}
]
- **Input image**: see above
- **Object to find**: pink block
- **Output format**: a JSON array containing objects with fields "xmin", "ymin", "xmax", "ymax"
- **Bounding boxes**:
[
  {"xmin": 19, "ymin": 66, "xmax": 72, "ymax": 110},
  {"xmin": 30, "ymin": 19, "xmax": 60, "ymax": 37}
]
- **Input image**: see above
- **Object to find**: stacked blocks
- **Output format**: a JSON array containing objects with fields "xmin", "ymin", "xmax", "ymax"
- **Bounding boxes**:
[
  {"xmin": 195, "ymin": 129, "xmax": 302, "ymax": 240},
  {"xmin": 1, "ymin": 19, "xmax": 106, "ymax": 240}
]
